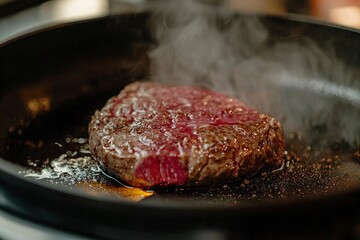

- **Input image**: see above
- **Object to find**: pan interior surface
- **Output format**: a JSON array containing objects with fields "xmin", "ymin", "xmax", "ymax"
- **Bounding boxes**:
[{"xmin": 0, "ymin": 13, "xmax": 360, "ymax": 208}]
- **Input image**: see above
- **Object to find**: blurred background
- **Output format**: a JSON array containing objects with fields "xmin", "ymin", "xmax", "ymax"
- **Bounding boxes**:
[{"xmin": 0, "ymin": 0, "xmax": 359, "ymax": 42}]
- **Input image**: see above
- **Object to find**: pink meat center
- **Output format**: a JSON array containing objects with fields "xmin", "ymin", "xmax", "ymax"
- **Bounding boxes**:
[{"xmin": 135, "ymin": 156, "xmax": 187, "ymax": 186}]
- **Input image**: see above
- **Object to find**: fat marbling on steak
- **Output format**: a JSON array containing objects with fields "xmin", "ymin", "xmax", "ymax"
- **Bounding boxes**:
[{"xmin": 89, "ymin": 82, "xmax": 285, "ymax": 188}]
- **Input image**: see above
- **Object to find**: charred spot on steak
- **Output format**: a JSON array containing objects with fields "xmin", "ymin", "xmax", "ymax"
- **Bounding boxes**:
[{"xmin": 88, "ymin": 82, "xmax": 285, "ymax": 188}]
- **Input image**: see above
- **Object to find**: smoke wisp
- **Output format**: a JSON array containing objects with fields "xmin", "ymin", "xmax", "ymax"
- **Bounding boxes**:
[{"xmin": 148, "ymin": 1, "xmax": 360, "ymax": 146}]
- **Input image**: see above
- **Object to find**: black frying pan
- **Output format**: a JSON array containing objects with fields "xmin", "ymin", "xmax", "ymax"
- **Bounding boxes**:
[{"xmin": 0, "ymin": 12, "xmax": 360, "ymax": 239}]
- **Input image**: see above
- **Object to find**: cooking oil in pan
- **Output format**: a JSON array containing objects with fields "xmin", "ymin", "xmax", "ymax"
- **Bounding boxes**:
[
  {"xmin": 15, "ymin": 132, "xmax": 360, "ymax": 204},
  {"xmin": 21, "ymin": 138, "xmax": 101, "ymax": 184},
  {"xmin": 19, "ymin": 137, "xmax": 153, "ymax": 201}
]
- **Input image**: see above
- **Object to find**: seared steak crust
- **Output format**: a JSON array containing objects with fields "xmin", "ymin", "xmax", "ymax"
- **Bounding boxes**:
[{"xmin": 89, "ymin": 82, "xmax": 285, "ymax": 187}]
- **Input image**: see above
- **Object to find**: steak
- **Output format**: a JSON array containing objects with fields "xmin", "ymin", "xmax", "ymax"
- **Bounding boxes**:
[{"xmin": 89, "ymin": 82, "xmax": 285, "ymax": 188}]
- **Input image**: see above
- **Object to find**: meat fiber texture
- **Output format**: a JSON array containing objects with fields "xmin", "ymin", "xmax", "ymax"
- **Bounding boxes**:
[{"xmin": 89, "ymin": 82, "xmax": 285, "ymax": 188}]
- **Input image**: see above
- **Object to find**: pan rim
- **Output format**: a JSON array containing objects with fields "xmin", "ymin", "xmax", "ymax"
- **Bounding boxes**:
[{"xmin": 0, "ymin": 12, "xmax": 359, "ymax": 214}]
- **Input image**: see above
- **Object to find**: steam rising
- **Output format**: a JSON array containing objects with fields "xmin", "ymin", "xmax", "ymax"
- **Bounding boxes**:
[{"xmin": 148, "ymin": 1, "xmax": 360, "ymax": 146}]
